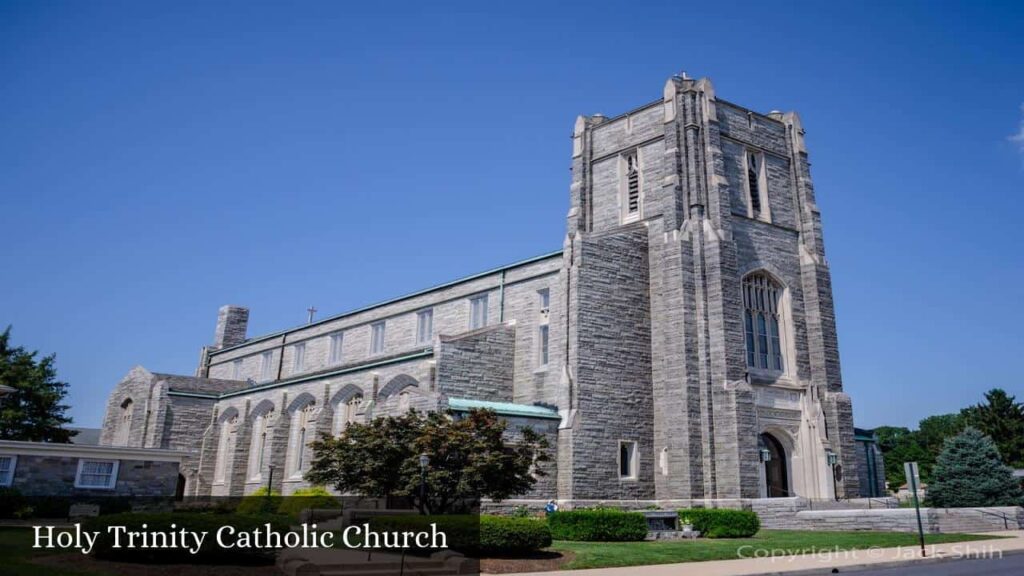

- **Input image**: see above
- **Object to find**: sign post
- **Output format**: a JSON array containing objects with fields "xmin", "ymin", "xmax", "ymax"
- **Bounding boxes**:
[{"xmin": 904, "ymin": 461, "xmax": 926, "ymax": 557}]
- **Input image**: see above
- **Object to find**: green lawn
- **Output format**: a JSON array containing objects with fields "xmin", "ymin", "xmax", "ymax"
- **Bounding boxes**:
[{"xmin": 552, "ymin": 530, "xmax": 1002, "ymax": 569}]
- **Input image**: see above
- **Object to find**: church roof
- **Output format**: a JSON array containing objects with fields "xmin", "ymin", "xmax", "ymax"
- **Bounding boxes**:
[
  {"xmin": 447, "ymin": 397, "xmax": 561, "ymax": 420},
  {"xmin": 152, "ymin": 372, "xmax": 246, "ymax": 395}
]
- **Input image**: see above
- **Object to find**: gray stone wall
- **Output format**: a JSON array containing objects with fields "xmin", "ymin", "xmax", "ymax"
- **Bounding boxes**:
[
  {"xmin": 213, "ymin": 305, "xmax": 249, "ymax": 349},
  {"xmin": 437, "ymin": 324, "xmax": 515, "ymax": 402},
  {"xmin": 8, "ymin": 455, "xmax": 180, "ymax": 497},
  {"xmin": 568, "ymin": 224, "xmax": 654, "ymax": 500}
]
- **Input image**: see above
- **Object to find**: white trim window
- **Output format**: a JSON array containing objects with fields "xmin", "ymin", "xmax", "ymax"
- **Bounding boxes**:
[
  {"xmin": 622, "ymin": 150, "xmax": 642, "ymax": 223},
  {"xmin": 75, "ymin": 459, "xmax": 119, "ymax": 490},
  {"xmin": 469, "ymin": 294, "xmax": 488, "ymax": 330},
  {"xmin": 259, "ymin": 351, "xmax": 274, "ymax": 382},
  {"xmin": 370, "ymin": 322, "xmax": 386, "ymax": 355},
  {"xmin": 416, "ymin": 308, "xmax": 434, "ymax": 345},
  {"xmin": 745, "ymin": 150, "xmax": 770, "ymax": 221},
  {"xmin": 292, "ymin": 342, "xmax": 306, "ymax": 374},
  {"xmin": 329, "ymin": 332, "xmax": 344, "ymax": 365},
  {"xmin": 743, "ymin": 273, "xmax": 785, "ymax": 372},
  {"xmin": 213, "ymin": 415, "xmax": 237, "ymax": 484},
  {"xmin": 619, "ymin": 441, "xmax": 638, "ymax": 480},
  {"xmin": 0, "ymin": 455, "xmax": 16, "ymax": 487}
]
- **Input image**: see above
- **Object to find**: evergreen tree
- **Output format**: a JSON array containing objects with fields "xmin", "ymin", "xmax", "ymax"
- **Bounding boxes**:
[
  {"xmin": 961, "ymin": 389, "xmax": 1024, "ymax": 468},
  {"xmin": 0, "ymin": 326, "xmax": 75, "ymax": 442},
  {"xmin": 928, "ymin": 427, "xmax": 1022, "ymax": 508}
]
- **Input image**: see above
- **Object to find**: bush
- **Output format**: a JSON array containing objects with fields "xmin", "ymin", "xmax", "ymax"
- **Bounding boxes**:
[
  {"xmin": 547, "ymin": 509, "xmax": 647, "ymax": 541},
  {"xmin": 480, "ymin": 516, "xmax": 551, "ymax": 554},
  {"xmin": 678, "ymin": 508, "xmax": 760, "ymax": 538},
  {"xmin": 236, "ymin": 487, "xmax": 282, "ymax": 516},
  {"xmin": 366, "ymin": 514, "xmax": 551, "ymax": 556},
  {"xmin": 84, "ymin": 512, "xmax": 290, "ymax": 564},
  {"xmin": 0, "ymin": 487, "xmax": 25, "ymax": 518},
  {"xmin": 276, "ymin": 486, "xmax": 341, "ymax": 519}
]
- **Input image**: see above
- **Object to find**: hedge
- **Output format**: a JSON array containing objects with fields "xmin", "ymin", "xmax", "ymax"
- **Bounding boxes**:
[
  {"xmin": 480, "ymin": 516, "xmax": 551, "ymax": 554},
  {"xmin": 83, "ymin": 512, "xmax": 290, "ymax": 564},
  {"xmin": 235, "ymin": 487, "xmax": 282, "ymax": 516},
  {"xmin": 547, "ymin": 509, "xmax": 648, "ymax": 541},
  {"xmin": 677, "ymin": 508, "xmax": 760, "ymax": 538},
  {"xmin": 276, "ymin": 486, "xmax": 341, "ymax": 519},
  {"xmin": 366, "ymin": 514, "xmax": 551, "ymax": 555}
]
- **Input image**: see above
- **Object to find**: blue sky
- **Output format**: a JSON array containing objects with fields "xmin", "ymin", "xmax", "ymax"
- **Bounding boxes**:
[{"xmin": 1, "ymin": 1, "xmax": 1022, "ymax": 429}]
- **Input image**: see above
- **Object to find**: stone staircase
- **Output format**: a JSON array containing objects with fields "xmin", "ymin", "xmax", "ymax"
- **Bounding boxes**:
[{"xmin": 278, "ymin": 548, "xmax": 476, "ymax": 576}]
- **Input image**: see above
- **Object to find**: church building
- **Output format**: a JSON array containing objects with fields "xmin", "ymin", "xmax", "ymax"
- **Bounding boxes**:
[{"xmin": 100, "ymin": 73, "xmax": 873, "ymax": 504}]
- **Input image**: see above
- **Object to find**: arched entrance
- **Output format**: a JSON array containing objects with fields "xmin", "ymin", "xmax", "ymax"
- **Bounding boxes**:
[{"xmin": 761, "ymin": 433, "xmax": 789, "ymax": 498}]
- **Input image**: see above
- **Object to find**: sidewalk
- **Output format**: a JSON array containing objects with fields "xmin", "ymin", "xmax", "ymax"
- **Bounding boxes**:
[{"xmin": 499, "ymin": 531, "xmax": 1024, "ymax": 576}]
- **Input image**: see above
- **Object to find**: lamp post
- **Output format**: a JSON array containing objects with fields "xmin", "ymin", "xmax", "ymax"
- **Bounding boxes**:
[
  {"xmin": 267, "ymin": 465, "xmax": 275, "ymax": 495},
  {"xmin": 826, "ymin": 450, "xmax": 839, "ymax": 501},
  {"xmin": 418, "ymin": 453, "xmax": 430, "ymax": 514}
]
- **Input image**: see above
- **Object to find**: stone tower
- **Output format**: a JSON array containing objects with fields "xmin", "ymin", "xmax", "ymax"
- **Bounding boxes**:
[{"xmin": 557, "ymin": 73, "xmax": 858, "ymax": 501}]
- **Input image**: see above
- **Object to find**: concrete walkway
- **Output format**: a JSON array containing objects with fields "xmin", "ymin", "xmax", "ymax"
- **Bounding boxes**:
[{"xmin": 498, "ymin": 531, "xmax": 1024, "ymax": 576}]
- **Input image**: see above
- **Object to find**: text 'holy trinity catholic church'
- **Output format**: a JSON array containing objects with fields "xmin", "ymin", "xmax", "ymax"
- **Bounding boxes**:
[{"xmin": 100, "ymin": 72, "xmax": 887, "ymax": 505}]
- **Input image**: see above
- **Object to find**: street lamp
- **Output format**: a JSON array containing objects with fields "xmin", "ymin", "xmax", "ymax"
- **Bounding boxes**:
[
  {"xmin": 826, "ymin": 450, "xmax": 839, "ymax": 501},
  {"xmin": 418, "ymin": 454, "xmax": 430, "ymax": 513},
  {"xmin": 267, "ymin": 464, "xmax": 276, "ymax": 495}
]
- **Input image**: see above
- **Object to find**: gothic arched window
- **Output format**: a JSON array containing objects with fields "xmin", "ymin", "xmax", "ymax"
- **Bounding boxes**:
[
  {"xmin": 290, "ymin": 403, "xmax": 315, "ymax": 477},
  {"xmin": 248, "ymin": 409, "xmax": 273, "ymax": 480},
  {"xmin": 337, "ymin": 394, "xmax": 363, "ymax": 435},
  {"xmin": 623, "ymin": 151, "xmax": 642, "ymax": 222},
  {"xmin": 213, "ymin": 415, "xmax": 237, "ymax": 484},
  {"xmin": 743, "ymin": 273, "xmax": 784, "ymax": 372}
]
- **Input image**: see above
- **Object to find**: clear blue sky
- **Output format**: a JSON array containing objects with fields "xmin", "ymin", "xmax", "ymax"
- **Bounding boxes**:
[{"xmin": 1, "ymin": 1, "xmax": 1022, "ymax": 430}]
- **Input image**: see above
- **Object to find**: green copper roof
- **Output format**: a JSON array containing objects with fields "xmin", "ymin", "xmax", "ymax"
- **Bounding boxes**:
[{"xmin": 447, "ymin": 398, "xmax": 561, "ymax": 420}]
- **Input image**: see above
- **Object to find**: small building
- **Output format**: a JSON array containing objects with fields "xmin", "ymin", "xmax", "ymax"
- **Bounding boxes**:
[{"xmin": 0, "ymin": 439, "xmax": 186, "ymax": 498}]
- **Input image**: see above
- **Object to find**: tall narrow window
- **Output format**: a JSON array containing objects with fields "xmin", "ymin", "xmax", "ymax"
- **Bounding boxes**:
[
  {"xmin": 232, "ymin": 359, "xmax": 243, "ymax": 379},
  {"xmin": 623, "ymin": 151, "xmax": 641, "ymax": 221},
  {"xmin": 248, "ymin": 409, "xmax": 273, "ymax": 479},
  {"xmin": 537, "ymin": 325, "xmax": 550, "ymax": 367},
  {"xmin": 746, "ymin": 150, "xmax": 769, "ymax": 221},
  {"xmin": 213, "ymin": 416, "xmax": 236, "ymax": 484},
  {"xmin": 293, "ymin": 342, "xmax": 306, "ymax": 373},
  {"xmin": 470, "ymin": 294, "xmax": 488, "ymax": 330},
  {"xmin": 416, "ymin": 309, "xmax": 434, "ymax": 344},
  {"xmin": 619, "ymin": 441, "xmax": 638, "ymax": 479},
  {"xmin": 743, "ymin": 273, "xmax": 785, "ymax": 372},
  {"xmin": 291, "ymin": 403, "xmax": 315, "ymax": 476},
  {"xmin": 259, "ymin": 351, "xmax": 274, "ymax": 382},
  {"xmin": 329, "ymin": 332, "xmax": 344, "ymax": 364},
  {"xmin": 370, "ymin": 322, "xmax": 386, "ymax": 354},
  {"xmin": 536, "ymin": 289, "xmax": 550, "ymax": 369}
]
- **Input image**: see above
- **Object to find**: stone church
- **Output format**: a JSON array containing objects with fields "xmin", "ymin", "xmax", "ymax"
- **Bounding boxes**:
[{"xmin": 100, "ymin": 73, "xmax": 882, "ymax": 504}]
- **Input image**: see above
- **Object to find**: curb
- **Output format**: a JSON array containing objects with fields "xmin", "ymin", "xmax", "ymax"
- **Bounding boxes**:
[{"xmin": 749, "ymin": 546, "xmax": 1024, "ymax": 575}]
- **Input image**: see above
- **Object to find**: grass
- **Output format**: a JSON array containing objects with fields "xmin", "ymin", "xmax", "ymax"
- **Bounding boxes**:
[
  {"xmin": 551, "ymin": 529, "xmax": 1002, "ymax": 569},
  {"xmin": 0, "ymin": 527, "xmax": 102, "ymax": 576}
]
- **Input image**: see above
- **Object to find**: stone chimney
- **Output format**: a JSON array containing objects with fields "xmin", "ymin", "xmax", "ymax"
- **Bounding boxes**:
[{"xmin": 213, "ymin": 305, "xmax": 249, "ymax": 349}]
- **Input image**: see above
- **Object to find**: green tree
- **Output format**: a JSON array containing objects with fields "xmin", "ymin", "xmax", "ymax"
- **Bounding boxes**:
[
  {"xmin": 961, "ymin": 389, "xmax": 1024, "ymax": 468},
  {"xmin": 928, "ymin": 427, "xmax": 1022, "ymax": 507},
  {"xmin": 307, "ymin": 408, "xmax": 550, "ymax": 514},
  {"xmin": 0, "ymin": 326, "xmax": 75, "ymax": 442}
]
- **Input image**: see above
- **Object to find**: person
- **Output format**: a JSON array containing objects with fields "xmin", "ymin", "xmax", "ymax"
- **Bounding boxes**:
[{"xmin": 544, "ymin": 499, "xmax": 558, "ymax": 516}]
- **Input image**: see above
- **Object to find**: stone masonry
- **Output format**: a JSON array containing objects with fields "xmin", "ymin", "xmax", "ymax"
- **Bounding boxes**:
[{"xmin": 99, "ymin": 71, "xmax": 880, "ymax": 504}]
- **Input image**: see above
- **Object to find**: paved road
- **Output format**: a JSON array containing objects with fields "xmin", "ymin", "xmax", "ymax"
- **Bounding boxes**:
[{"xmin": 843, "ymin": 552, "xmax": 1024, "ymax": 575}]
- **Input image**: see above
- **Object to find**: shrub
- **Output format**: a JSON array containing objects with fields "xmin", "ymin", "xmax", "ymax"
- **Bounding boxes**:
[
  {"xmin": 366, "ymin": 514, "xmax": 551, "ymax": 556},
  {"xmin": 678, "ymin": 508, "xmax": 760, "ymax": 538},
  {"xmin": 479, "ymin": 516, "xmax": 551, "ymax": 554},
  {"xmin": 547, "ymin": 509, "xmax": 647, "ymax": 541},
  {"xmin": 276, "ymin": 486, "xmax": 341, "ymax": 519},
  {"xmin": 0, "ymin": 487, "xmax": 25, "ymax": 518},
  {"xmin": 928, "ymin": 427, "xmax": 1024, "ymax": 507},
  {"xmin": 84, "ymin": 512, "xmax": 290, "ymax": 564},
  {"xmin": 236, "ymin": 487, "xmax": 282, "ymax": 516}
]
